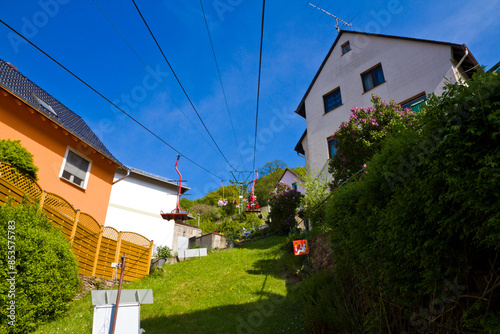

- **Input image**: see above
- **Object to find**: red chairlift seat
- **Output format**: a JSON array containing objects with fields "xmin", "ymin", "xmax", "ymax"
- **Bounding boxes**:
[
  {"xmin": 245, "ymin": 171, "xmax": 261, "ymax": 213},
  {"xmin": 161, "ymin": 155, "xmax": 191, "ymax": 222}
]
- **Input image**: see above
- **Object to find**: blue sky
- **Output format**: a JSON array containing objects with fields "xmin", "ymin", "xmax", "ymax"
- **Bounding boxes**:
[{"xmin": 1, "ymin": 0, "xmax": 499, "ymax": 199}]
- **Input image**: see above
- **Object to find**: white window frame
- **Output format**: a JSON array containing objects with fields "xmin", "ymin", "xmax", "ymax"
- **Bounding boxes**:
[{"xmin": 59, "ymin": 147, "xmax": 92, "ymax": 189}]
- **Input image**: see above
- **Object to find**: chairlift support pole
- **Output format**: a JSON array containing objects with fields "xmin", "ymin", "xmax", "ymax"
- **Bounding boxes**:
[{"xmin": 229, "ymin": 170, "xmax": 254, "ymax": 214}]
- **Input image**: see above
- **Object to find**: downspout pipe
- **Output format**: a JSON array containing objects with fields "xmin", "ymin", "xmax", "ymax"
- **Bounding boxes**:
[
  {"xmin": 455, "ymin": 47, "xmax": 469, "ymax": 71},
  {"xmin": 112, "ymin": 166, "xmax": 131, "ymax": 185}
]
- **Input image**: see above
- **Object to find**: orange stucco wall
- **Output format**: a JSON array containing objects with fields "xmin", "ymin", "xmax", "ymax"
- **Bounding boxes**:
[{"xmin": 0, "ymin": 89, "xmax": 118, "ymax": 224}]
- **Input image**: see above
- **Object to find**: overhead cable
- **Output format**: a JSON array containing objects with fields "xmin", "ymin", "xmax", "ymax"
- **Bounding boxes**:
[
  {"xmin": 91, "ymin": 0, "xmax": 217, "ymax": 155},
  {"xmin": 199, "ymin": 0, "xmax": 247, "ymax": 170},
  {"xmin": 0, "ymin": 19, "xmax": 223, "ymax": 181},
  {"xmin": 131, "ymin": 0, "xmax": 237, "ymax": 171},
  {"xmin": 252, "ymin": 0, "xmax": 266, "ymax": 172}
]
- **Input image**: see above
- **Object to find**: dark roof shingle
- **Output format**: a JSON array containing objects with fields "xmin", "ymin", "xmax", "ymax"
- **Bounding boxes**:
[{"xmin": 0, "ymin": 59, "xmax": 123, "ymax": 167}]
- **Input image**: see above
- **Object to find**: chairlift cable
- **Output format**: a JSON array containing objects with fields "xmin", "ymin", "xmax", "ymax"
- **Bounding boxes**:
[
  {"xmin": 131, "ymin": 0, "xmax": 237, "ymax": 171},
  {"xmin": 91, "ymin": 0, "xmax": 217, "ymax": 154},
  {"xmin": 252, "ymin": 0, "xmax": 266, "ymax": 172},
  {"xmin": 0, "ymin": 19, "xmax": 223, "ymax": 181},
  {"xmin": 199, "ymin": 0, "xmax": 247, "ymax": 170}
]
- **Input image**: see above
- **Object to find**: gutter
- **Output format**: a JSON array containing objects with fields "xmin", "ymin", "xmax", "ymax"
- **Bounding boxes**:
[
  {"xmin": 112, "ymin": 167, "xmax": 130, "ymax": 185},
  {"xmin": 455, "ymin": 47, "xmax": 469, "ymax": 70}
]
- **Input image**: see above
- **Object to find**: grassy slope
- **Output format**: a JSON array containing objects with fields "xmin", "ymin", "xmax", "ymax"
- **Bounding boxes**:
[{"xmin": 33, "ymin": 236, "xmax": 306, "ymax": 334}]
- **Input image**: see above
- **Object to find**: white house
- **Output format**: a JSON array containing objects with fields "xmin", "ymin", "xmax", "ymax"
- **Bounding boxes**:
[
  {"xmin": 104, "ymin": 167, "xmax": 191, "ymax": 253},
  {"xmin": 294, "ymin": 30, "xmax": 479, "ymax": 175},
  {"xmin": 277, "ymin": 168, "xmax": 305, "ymax": 194}
]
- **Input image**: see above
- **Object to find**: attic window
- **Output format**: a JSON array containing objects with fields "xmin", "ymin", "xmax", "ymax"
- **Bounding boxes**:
[
  {"xmin": 31, "ymin": 93, "xmax": 57, "ymax": 116},
  {"xmin": 341, "ymin": 41, "xmax": 351, "ymax": 55}
]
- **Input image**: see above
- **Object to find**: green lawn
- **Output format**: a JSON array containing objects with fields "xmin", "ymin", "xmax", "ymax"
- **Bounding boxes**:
[{"xmin": 33, "ymin": 235, "xmax": 306, "ymax": 334}]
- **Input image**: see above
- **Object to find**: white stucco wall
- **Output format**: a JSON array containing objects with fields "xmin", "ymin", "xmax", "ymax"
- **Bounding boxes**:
[
  {"xmin": 279, "ymin": 170, "xmax": 305, "ymax": 194},
  {"xmin": 303, "ymin": 32, "xmax": 465, "ymax": 173},
  {"xmin": 104, "ymin": 169, "xmax": 180, "ymax": 251}
]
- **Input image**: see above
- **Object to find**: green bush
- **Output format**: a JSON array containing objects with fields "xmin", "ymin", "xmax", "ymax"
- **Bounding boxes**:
[
  {"xmin": 0, "ymin": 140, "xmax": 39, "ymax": 180},
  {"xmin": 298, "ymin": 267, "xmax": 367, "ymax": 334},
  {"xmin": 324, "ymin": 71, "xmax": 500, "ymax": 332},
  {"xmin": 268, "ymin": 183, "xmax": 302, "ymax": 234},
  {"xmin": 328, "ymin": 95, "xmax": 417, "ymax": 188},
  {"xmin": 155, "ymin": 245, "xmax": 172, "ymax": 259},
  {"xmin": 298, "ymin": 167, "xmax": 330, "ymax": 229},
  {"xmin": 0, "ymin": 203, "xmax": 80, "ymax": 333}
]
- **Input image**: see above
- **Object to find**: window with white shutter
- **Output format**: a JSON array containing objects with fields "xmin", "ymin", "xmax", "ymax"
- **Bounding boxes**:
[{"xmin": 60, "ymin": 148, "xmax": 91, "ymax": 188}]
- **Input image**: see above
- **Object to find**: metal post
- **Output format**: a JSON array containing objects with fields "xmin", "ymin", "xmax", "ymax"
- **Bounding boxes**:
[{"xmin": 110, "ymin": 253, "xmax": 126, "ymax": 334}]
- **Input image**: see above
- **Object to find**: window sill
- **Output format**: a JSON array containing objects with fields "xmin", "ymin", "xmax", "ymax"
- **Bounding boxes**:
[
  {"xmin": 323, "ymin": 104, "xmax": 344, "ymax": 115},
  {"xmin": 60, "ymin": 177, "xmax": 87, "ymax": 191},
  {"xmin": 341, "ymin": 50, "xmax": 351, "ymax": 56},
  {"xmin": 362, "ymin": 81, "xmax": 386, "ymax": 95}
]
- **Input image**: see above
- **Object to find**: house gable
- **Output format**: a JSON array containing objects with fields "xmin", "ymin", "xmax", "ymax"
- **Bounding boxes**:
[
  {"xmin": 294, "ymin": 30, "xmax": 479, "ymax": 119},
  {"xmin": 293, "ymin": 30, "xmax": 479, "ymax": 174},
  {"xmin": 0, "ymin": 59, "xmax": 124, "ymax": 223}
]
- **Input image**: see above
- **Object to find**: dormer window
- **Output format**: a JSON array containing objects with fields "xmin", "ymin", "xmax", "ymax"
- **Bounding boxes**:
[{"xmin": 31, "ymin": 92, "xmax": 57, "ymax": 117}]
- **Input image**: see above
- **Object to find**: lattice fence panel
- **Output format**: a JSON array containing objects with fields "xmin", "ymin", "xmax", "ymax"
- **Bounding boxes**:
[
  {"xmin": 72, "ymin": 222, "xmax": 100, "ymax": 277},
  {"xmin": 122, "ymin": 231, "xmax": 151, "ymax": 248},
  {"xmin": 94, "ymin": 235, "xmax": 118, "ymax": 280},
  {"xmin": 120, "ymin": 240, "xmax": 152, "ymax": 281},
  {"xmin": 43, "ymin": 192, "xmax": 77, "ymax": 221},
  {"xmin": 0, "ymin": 162, "xmax": 154, "ymax": 281},
  {"xmin": 0, "ymin": 162, "xmax": 42, "ymax": 200}
]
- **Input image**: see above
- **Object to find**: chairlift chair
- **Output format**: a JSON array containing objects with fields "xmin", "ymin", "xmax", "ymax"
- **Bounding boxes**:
[
  {"xmin": 161, "ymin": 155, "xmax": 190, "ymax": 221},
  {"xmin": 245, "ymin": 171, "xmax": 261, "ymax": 213},
  {"xmin": 217, "ymin": 181, "xmax": 228, "ymax": 207},
  {"xmin": 231, "ymin": 189, "xmax": 237, "ymax": 205}
]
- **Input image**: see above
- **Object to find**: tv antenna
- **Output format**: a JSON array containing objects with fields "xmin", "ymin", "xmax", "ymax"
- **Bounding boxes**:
[{"xmin": 308, "ymin": 3, "xmax": 352, "ymax": 32}]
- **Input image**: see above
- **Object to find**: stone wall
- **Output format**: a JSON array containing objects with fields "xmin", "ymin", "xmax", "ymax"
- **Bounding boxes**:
[
  {"xmin": 195, "ymin": 233, "xmax": 227, "ymax": 250},
  {"xmin": 172, "ymin": 221, "xmax": 202, "ymax": 253},
  {"xmin": 74, "ymin": 274, "xmax": 117, "ymax": 300},
  {"xmin": 308, "ymin": 232, "xmax": 334, "ymax": 273}
]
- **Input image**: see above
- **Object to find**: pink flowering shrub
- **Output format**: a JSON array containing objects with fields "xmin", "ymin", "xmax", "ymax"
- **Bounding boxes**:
[
  {"xmin": 268, "ymin": 182, "xmax": 302, "ymax": 234},
  {"xmin": 328, "ymin": 95, "xmax": 418, "ymax": 188}
]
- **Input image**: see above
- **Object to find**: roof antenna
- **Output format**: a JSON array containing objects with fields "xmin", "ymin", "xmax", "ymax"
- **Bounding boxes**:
[{"xmin": 308, "ymin": 2, "xmax": 352, "ymax": 32}]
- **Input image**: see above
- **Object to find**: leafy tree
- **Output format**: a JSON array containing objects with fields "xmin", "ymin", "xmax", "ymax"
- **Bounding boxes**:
[
  {"xmin": 328, "ymin": 96, "xmax": 417, "ymax": 187},
  {"xmin": 0, "ymin": 139, "xmax": 39, "ymax": 180},
  {"xmin": 298, "ymin": 167, "xmax": 330, "ymax": 229},
  {"xmin": 258, "ymin": 159, "xmax": 287, "ymax": 176},
  {"xmin": 179, "ymin": 198, "xmax": 193, "ymax": 211},
  {"xmin": 0, "ymin": 203, "xmax": 80, "ymax": 333},
  {"xmin": 190, "ymin": 203, "xmax": 221, "ymax": 222},
  {"xmin": 199, "ymin": 219, "xmax": 218, "ymax": 234},
  {"xmin": 253, "ymin": 171, "xmax": 280, "ymax": 206}
]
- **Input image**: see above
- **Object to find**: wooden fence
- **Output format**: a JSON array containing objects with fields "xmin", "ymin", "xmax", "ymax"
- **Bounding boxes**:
[{"xmin": 0, "ymin": 162, "xmax": 153, "ymax": 281}]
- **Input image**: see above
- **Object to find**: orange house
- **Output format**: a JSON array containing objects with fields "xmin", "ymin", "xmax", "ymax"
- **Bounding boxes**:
[{"xmin": 0, "ymin": 59, "xmax": 126, "ymax": 223}]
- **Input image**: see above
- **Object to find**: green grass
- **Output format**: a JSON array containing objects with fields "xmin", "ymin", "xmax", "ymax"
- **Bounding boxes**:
[{"xmin": 33, "ymin": 236, "xmax": 306, "ymax": 333}]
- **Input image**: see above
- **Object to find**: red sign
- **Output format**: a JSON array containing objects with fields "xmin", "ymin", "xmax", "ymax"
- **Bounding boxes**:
[{"xmin": 293, "ymin": 239, "xmax": 309, "ymax": 256}]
